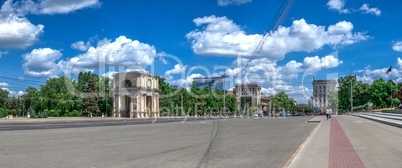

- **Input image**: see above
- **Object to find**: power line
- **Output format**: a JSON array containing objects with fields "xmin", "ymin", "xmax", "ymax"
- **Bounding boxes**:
[{"xmin": 235, "ymin": 0, "xmax": 293, "ymax": 84}]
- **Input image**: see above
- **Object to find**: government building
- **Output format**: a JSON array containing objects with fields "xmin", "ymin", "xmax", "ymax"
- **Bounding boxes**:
[
  {"xmin": 112, "ymin": 71, "xmax": 160, "ymax": 118},
  {"xmin": 233, "ymin": 84, "xmax": 262, "ymax": 113},
  {"xmin": 312, "ymin": 79, "xmax": 337, "ymax": 112}
]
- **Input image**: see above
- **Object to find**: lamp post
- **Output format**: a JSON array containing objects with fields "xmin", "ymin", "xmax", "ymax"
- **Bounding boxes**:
[
  {"xmin": 221, "ymin": 74, "xmax": 227, "ymax": 116},
  {"xmin": 350, "ymin": 75, "xmax": 356, "ymax": 112}
]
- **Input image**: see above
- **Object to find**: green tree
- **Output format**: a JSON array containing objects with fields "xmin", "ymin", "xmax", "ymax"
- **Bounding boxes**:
[
  {"xmin": 98, "ymin": 76, "xmax": 113, "ymax": 116},
  {"xmin": 81, "ymin": 72, "xmax": 100, "ymax": 117},
  {"xmin": 271, "ymin": 92, "xmax": 293, "ymax": 112},
  {"xmin": 328, "ymin": 90, "xmax": 338, "ymax": 113},
  {"xmin": 0, "ymin": 89, "xmax": 9, "ymax": 108},
  {"xmin": 370, "ymin": 78, "xmax": 389, "ymax": 108}
]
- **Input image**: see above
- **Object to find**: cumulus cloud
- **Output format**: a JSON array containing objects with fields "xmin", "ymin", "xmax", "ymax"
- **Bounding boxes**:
[
  {"xmin": 355, "ymin": 58, "xmax": 402, "ymax": 84},
  {"xmin": 302, "ymin": 55, "xmax": 343, "ymax": 71},
  {"xmin": 0, "ymin": 82, "xmax": 9, "ymax": 87},
  {"xmin": 393, "ymin": 41, "xmax": 402, "ymax": 52},
  {"xmin": 22, "ymin": 36, "xmax": 160, "ymax": 78},
  {"xmin": 64, "ymin": 36, "xmax": 157, "ymax": 76},
  {"xmin": 22, "ymin": 48, "xmax": 63, "ymax": 78},
  {"xmin": 1, "ymin": 0, "xmax": 100, "ymax": 15},
  {"xmin": 217, "ymin": 0, "xmax": 252, "ymax": 6},
  {"xmin": 18, "ymin": 91, "xmax": 24, "ymax": 96},
  {"xmin": 186, "ymin": 16, "xmax": 367, "ymax": 60},
  {"xmin": 359, "ymin": 3, "xmax": 381, "ymax": 16},
  {"xmin": 326, "ymin": 0, "xmax": 349, "ymax": 14},
  {"xmin": 165, "ymin": 64, "xmax": 187, "ymax": 76},
  {"xmin": 0, "ymin": 13, "xmax": 44, "ymax": 49},
  {"xmin": 71, "ymin": 41, "xmax": 91, "ymax": 51}
]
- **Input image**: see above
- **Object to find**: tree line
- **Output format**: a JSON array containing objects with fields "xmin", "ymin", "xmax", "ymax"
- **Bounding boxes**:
[
  {"xmin": 333, "ymin": 76, "xmax": 402, "ymax": 113},
  {"xmin": 0, "ymin": 71, "xmax": 112, "ymax": 118},
  {"xmin": 0, "ymin": 71, "xmax": 309, "ymax": 118}
]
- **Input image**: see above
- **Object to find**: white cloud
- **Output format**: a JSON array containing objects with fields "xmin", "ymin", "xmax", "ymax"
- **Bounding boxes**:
[
  {"xmin": 0, "ymin": 13, "xmax": 44, "ymax": 49},
  {"xmin": 0, "ymin": 82, "xmax": 8, "ymax": 87},
  {"xmin": 18, "ymin": 91, "xmax": 24, "ymax": 96},
  {"xmin": 172, "ymin": 73, "xmax": 204, "ymax": 87},
  {"xmin": 302, "ymin": 55, "xmax": 343, "ymax": 71},
  {"xmin": 101, "ymin": 71, "xmax": 118, "ymax": 79},
  {"xmin": 393, "ymin": 41, "xmax": 402, "ymax": 52},
  {"xmin": 355, "ymin": 59, "xmax": 402, "ymax": 84},
  {"xmin": 217, "ymin": 0, "xmax": 252, "ymax": 6},
  {"xmin": 186, "ymin": 16, "xmax": 367, "ymax": 60},
  {"xmin": 165, "ymin": 64, "xmax": 187, "ymax": 76},
  {"xmin": 22, "ymin": 36, "xmax": 160, "ymax": 78},
  {"xmin": 64, "ymin": 36, "xmax": 157, "ymax": 76},
  {"xmin": 71, "ymin": 41, "xmax": 91, "ymax": 51},
  {"xmin": 327, "ymin": 0, "xmax": 349, "ymax": 14},
  {"xmin": 397, "ymin": 58, "xmax": 402, "ymax": 68},
  {"xmin": 22, "ymin": 48, "xmax": 63, "ymax": 78},
  {"xmin": 359, "ymin": 3, "xmax": 381, "ymax": 16},
  {"xmin": 1, "ymin": 0, "xmax": 100, "ymax": 15},
  {"xmin": 0, "ymin": 51, "xmax": 8, "ymax": 59}
]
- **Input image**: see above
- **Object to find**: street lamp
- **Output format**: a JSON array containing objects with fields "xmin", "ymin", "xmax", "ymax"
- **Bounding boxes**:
[
  {"xmin": 349, "ymin": 75, "xmax": 356, "ymax": 112},
  {"xmin": 221, "ymin": 74, "xmax": 228, "ymax": 116}
]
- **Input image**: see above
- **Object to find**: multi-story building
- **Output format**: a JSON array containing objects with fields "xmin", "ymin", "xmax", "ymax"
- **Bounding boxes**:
[
  {"xmin": 312, "ymin": 79, "xmax": 337, "ymax": 112},
  {"xmin": 233, "ymin": 84, "xmax": 261, "ymax": 113}
]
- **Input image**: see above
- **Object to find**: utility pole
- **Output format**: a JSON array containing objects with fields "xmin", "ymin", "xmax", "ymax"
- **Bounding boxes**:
[
  {"xmin": 222, "ymin": 74, "xmax": 227, "ymax": 116},
  {"xmin": 350, "ymin": 79, "xmax": 353, "ymax": 112}
]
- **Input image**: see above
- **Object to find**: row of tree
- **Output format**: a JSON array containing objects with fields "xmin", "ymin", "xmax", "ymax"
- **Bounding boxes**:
[
  {"xmin": 334, "ymin": 76, "xmax": 402, "ymax": 113},
  {"xmin": 0, "ymin": 71, "xmax": 112, "ymax": 118},
  {"xmin": 0, "ymin": 71, "xmax": 308, "ymax": 118},
  {"xmin": 271, "ymin": 92, "xmax": 312, "ymax": 114}
]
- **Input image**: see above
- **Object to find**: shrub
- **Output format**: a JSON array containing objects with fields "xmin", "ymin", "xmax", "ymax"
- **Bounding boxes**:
[
  {"xmin": 48, "ymin": 109, "xmax": 59, "ymax": 117},
  {"xmin": 28, "ymin": 107, "xmax": 36, "ymax": 118},
  {"xmin": 0, "ymin": 108, "xmax": 8, "ymax": 118}
]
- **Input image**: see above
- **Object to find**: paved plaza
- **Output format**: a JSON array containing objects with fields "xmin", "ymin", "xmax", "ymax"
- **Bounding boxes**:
[
  {"xmin": 0, "ymin": 117, "xmax": 316, "ymax": 168},
  {"xmin": 1, "ymin": 115, "xmax": 402, "ymax": 168}
]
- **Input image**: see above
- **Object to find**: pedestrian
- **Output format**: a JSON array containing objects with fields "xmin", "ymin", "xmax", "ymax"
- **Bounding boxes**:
[
  {"xmin": 325, "ymin": 108, "xmax": 329, "ymax": 120},
  {"xmin": 328, "ymin": 108, "xmax": 332, "ymax": 119}
]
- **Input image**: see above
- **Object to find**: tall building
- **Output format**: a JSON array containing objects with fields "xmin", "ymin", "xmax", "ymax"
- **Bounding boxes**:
[
  {"xmin": 233, "ymin": 84, "xmax": 261, "ymax": 113},
  {"xmin": 312, "ymin": 79, "xmax": 337, "ymax": 112},
  {"xmin": 192, "ymin": 75, "xmax": 226, "ymax": 90}
]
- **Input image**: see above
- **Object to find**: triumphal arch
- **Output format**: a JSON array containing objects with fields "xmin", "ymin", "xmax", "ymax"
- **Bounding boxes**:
[{"xmin": 112, "ymin": 71, "xmax": 160, "ymax": 118}]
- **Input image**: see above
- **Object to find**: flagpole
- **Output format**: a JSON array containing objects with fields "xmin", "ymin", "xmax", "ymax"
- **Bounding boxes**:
[{"xmin": 391, "ymin": 68, "xmax": 393, "ymax": 108}]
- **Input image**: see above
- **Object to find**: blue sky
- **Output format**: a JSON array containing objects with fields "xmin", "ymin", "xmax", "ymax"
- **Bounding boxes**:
[{"xmin": 0, "ymin": 0, "xmax": 401, "ymax": 103}]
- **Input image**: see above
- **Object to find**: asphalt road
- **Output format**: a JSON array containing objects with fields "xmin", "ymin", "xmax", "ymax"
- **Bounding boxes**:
[
  {"xmin": 0, "ymin": 116, "xmax": 317, "ymax": 168},
  {"xmin": 0, "ymin": 117, "xmax": 229, "ymax": 131}
]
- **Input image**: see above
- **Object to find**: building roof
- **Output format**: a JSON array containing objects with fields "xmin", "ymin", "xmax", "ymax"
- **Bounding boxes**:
[
  {"xmin": 112, "ymin": 71, "xmax": 158, "ymax": 78},
  {"xmin": 312, "ymin": 79, "xmax": 337, "ymax": 84},
  {"xmin": 235, "ymin": 84, "xmax": 260, "ymax": 87}
]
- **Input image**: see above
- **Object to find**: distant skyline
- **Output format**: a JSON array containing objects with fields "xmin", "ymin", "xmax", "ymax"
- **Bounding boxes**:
[{"xmin": 0, "ymin": 0, "xmax": 401, "ymax": 103}]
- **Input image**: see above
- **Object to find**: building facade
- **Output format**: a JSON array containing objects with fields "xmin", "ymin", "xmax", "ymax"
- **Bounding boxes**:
[
  {"xmin": 312, "ymin": 79, "xmax": 337, "ymax": 112},
  {"xmin": 233, "ymin": 84, "xmax": 261, "ymax": 113},
  {"xmin": 112, "ymin": 71, "xmax": 160, "ymax": 118}
]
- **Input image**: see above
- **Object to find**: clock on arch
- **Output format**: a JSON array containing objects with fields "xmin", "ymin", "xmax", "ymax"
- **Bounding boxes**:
[
  {"xmin": 125, "ymin": 80, "xmax": 132, "ymax": 88},
  {"xmin": 146, "ymin": 79, "xmax": 152, "ymax": 88}
]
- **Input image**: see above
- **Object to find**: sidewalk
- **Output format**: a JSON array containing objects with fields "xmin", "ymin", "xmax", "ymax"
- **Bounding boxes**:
[{"xmin": 289, "ymin": 115, "xmax": 402, "ymax": 168}]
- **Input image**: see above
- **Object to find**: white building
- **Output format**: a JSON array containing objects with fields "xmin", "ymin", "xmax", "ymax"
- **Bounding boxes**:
[{"xmin": 312, "ymin": 79, "xmax": 337, "ymax": 112}]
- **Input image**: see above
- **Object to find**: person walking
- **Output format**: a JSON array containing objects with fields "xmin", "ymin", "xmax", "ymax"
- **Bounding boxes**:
[
  {"xmin": 325, "ymin": 108, "xmax": 329, "ymax": 120},
  {"xmin": 328, "ymin": 108, "xmax": 332, "ymax": 119}
]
